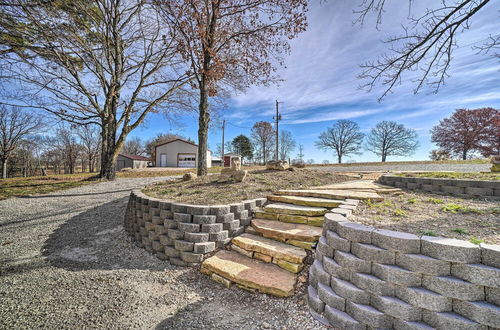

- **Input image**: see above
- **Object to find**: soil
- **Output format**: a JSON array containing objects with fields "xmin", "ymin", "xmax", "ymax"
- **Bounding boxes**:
[
  {"xmin": 143, "ymin": 168, "xmax": 352, "ymax": 204},
  {"xmin": 351, "ymin": 191, "xmax": 500, "ymax": 244}
]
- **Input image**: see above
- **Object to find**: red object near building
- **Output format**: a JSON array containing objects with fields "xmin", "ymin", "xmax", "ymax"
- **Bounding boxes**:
[{"xmin": 223, "ymin": 153, "xmax": 240, "ymax": 167}]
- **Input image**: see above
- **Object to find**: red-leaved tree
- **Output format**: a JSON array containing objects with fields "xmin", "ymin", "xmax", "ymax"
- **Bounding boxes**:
[
  {"xmin": 431, "ymin": 108, "xmax": 500, "ymax": 160},
  {"xmin": 156, "ymin": 0, "xmax": 308, "ymax": 176}
]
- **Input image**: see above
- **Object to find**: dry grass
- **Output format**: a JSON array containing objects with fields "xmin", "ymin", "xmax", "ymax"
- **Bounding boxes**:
[
  {"xmin": 307, "ymin": 159, "xmax": 490, "ymax": 167},
  {"xmin": 352, "ymin": 191, "xmax": 500, "ymax": 244},
  {"xmin": 395, "ymin": 172, "xmax": 499, "ymax": 180},
  {"xmin": 142, "ymin": 168, "xmax": 352, "ymax": 205},
  {"xmin": 0, "ymin": 173, "xmax": 98, "ymax": 200}
]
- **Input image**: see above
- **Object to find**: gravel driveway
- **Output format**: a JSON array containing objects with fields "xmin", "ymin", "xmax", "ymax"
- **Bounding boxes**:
[
  {"xmin": 0, "ymin": 177, "xmax": 324, "ymax": 330},
  {"xmin": 313, "ymin": 163, "xmax": 490, "ymax": 173}
]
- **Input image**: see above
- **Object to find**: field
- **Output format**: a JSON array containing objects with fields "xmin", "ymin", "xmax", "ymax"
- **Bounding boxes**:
[{"xmin": 142, "ymin": 168, "xmax": 351, "ymax": 204}]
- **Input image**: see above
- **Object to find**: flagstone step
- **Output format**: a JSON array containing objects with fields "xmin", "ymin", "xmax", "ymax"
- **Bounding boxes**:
[
  {"xmin": 264, "ymin": 202, "xmax": 328, "ymax": 216},
  {"xmin": 275, "ymin": 189, "xmax": 383, "ymax": 201},
  {"xmin": 267, "ymin": 194, "xmax": 344, "ymax": 208},
  {"xmin": 254, "ymin": 209, "xmax": 324, "ymax": 227},
  {"xmin": 201, "ymin": 250, "xmax": 296, "ymax": 297},
  {"xmin": 232, "ymin": 233, "xmax": 307, "ymax": 265},
  {"xmin": 314, "ymin": 180, "xmax": 402, "ymax": 194},
  {"xmin": 251, "ymin": 218, "xmax": 322, "ymax": 249}
]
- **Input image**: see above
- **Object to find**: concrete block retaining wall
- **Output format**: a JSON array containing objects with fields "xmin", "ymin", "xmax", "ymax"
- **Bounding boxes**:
[
  {"xmin": 308, "ymin": 210, "xmax": 500, "ymax": 329},
  {"xmin": 379, "ymin": 175, "xmax": 500, "ymax": 200},
  {"xmin": 124, "ymin": 190, "xmax": 266, "ymax": 266}
]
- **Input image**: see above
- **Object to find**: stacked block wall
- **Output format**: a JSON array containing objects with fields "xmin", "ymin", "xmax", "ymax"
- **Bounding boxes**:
[
  {"xmin": 124, "ymin": 190, "xmax": 266, "ymax": 266},
  {"xmin": 379, "ymin": 175, "xmax": 500, "ymax": 200},
  {"xmin": 308, "ymin": 211, "xmax": 500, "ymax": 329}
]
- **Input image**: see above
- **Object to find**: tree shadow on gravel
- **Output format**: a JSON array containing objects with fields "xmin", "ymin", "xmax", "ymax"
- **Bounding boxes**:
[{"xmin": 41, "ymin": 197, "xmax": 166, "ymax": 272}]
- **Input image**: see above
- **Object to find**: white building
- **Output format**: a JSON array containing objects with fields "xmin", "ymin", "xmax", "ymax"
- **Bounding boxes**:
[{"xmin": 155, "ymin": 138, "xmax": 212, "ymax": 168}]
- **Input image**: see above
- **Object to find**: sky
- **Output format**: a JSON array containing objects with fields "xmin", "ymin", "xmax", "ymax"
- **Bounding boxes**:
[{"xmin": 130, "ymin": 1, "xmax": 500, "ymax": 163}]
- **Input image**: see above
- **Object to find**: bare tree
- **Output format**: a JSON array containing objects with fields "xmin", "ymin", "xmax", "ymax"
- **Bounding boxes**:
[
  {"xmin": 122, "ymin": 137, "xmax": 145, "ymax": 156},
  {"xmin": 278, "ymin": 130, "xmax": 297, "ymax": 161},
  {"xmin": 0, "ymin": 106, "xmax": 44, "ymax": 178},
  {"xmin": 297, "ymin": 145, "xmax": 305, "ymax": 162},
  {"xmin": 156, "ymin": 1, "xmax": 308, "ymax": 176},
  {"xmin": 54, "ymin": 128, "xmax": 81, "ymax": 174},
  {"xmin": 315, "ymin": 120, "xmax": 364, "ymax": 164},
  {"xmin": 365, "ymin": 121, "xmax": 419, "ymax": 162},
  {"xmin": 0, "ymin": 1, "xmax": 192, "ymax": 179},
  {"xmin": 251, "ymin": 121, "xmax": 275, "ymax": 165},
  {"xmin": 355, "ymin": 0, "xmax": 497, "ymax": 100},
  {"xmin": 77, "ymin": 125, "xmax": 100, "ymax": 173}
]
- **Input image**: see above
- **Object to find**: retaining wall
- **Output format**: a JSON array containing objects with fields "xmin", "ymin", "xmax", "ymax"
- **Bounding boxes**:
[
  {"xmin": 124, "ymin": 190, "xmax": 266, "ymax": 266},
  {"xmin": 308, "ymin": 210, "xmax": 500, "ymax": 329},
  {"xmin": 379, "ymin": 175, "xmax": 500, "ymax": 200}
]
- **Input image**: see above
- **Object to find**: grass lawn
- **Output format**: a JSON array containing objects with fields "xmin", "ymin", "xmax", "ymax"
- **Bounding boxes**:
[
  {"xmin": 395, "ymin": 171, "xmax": 499, "ymax": 180},
  {"xmin": 0, "ymin": 173, "xmax": 98, "ymax": 200},
  {"xmin": 352, "ymin": 191, "xmax": 500, "ymax": 244},
  {"xmin": 142, "ymin": 168, "xmax": 351, "ymax": 204}
]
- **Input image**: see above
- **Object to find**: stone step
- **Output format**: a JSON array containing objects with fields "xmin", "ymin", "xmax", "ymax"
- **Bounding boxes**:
[
  {"xmin": 314, "ymin": 180, "xmax": 402, "ymax": 195},
  {"xmin": 254, "ymin": 209, "xmax": 324, "ymax": 227},
  {"xmin": 201, "ymin": 250, "xmax": 296, "ymax": 297},
  {"xmin": 275, "ymin": 189, "xmax": 383, "ymax": 201},
  {"xmin": 232, "ymin": 233, "xmax": 307, "ymax": 265},
  {"xmin": 267, "ymin": 195, "xmax": 344, "ymax": 208},
  {"xmin": 251, "ymin": 218, "xmax": 322, "ymax": 249},
  {"xmin": 264, "ymin": 202, "xmax": 328, "ymax": 216}
]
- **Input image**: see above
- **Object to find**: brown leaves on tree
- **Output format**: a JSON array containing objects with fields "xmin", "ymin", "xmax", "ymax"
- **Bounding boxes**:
[{"xmin": 431, "ymin": 108, "xmax": 500, "ymax": 159}]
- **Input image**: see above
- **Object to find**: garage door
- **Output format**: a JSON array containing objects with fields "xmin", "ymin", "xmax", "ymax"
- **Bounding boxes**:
[{"xmin": 178, "ymin": 154, "xmax": 196, "ymax": 168}]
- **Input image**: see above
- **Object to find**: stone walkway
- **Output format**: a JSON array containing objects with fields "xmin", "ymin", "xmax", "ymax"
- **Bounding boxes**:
[{"xmin": 201, "ymin": 180, "xmax": 399, "ymax": 296}]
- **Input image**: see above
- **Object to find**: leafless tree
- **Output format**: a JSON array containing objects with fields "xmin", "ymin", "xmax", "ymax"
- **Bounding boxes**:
[
  {"xmin": 278, "ymin": 130, "xmax": 297, "ymax": 161},
  {"xmin": 0, "ymin": 106, "xmax": 44, "ymax": 178},
  {"xmin": 251, "ymin": 121, "xmax": 275, "ymax": 165},
  {"xmin": 315, "ymin": 120, "xmax": 364, "ymax": 164},
  {"xmin": 54, "ymin": 128, "xmax": 81, "ymax": 174},
  {"xmin": 0, "ymin": 1, "xmax": 192, "ymax": 179},
  {"xmin": 355, "ymin": 0, "xmax": 497, "ymax": 100},
  {"xmin": 365, "ymin": 120, "xmax": 419, "ymax": 162},
  {"xmin": 156, "ymin": 0, "xmax": 308, "ymax": 176},
  {"xmin": 77, "ymin": 125, "xmax": 100, "ymax": 173},
  {"xmin": 297, "ymin": 145, "xmax": 305, "ymax": 162},
  {"xmin": 122, "ymin": 137, "xmax": 145, "ymax": 156}
]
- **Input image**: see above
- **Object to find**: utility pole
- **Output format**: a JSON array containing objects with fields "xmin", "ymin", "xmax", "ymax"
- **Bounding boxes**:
[
  {"xmin": 221, "ymin": 120, "xmax": 225, "ymax": 161},
  {"xmin": 273, "ymin": 100, "xmax": 282, "ymax": 161}
]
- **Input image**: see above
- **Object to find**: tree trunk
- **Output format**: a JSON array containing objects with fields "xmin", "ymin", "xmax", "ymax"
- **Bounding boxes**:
[
  {"xmin": 197, "ymin": 83, "xmax": 210, "ymax": 176},
  {"xmin": 381, "ymin": 154, "xmax": 386, "ymax": 162},
  {"xmin": 99, "ymin": 120, "xmax": 118, "ymax": 180},
  {"xmin": 338, "ymin": 154, "xmax": 342, "ymax": 164},
  {"xmin": 89, "ymin": 157, "xmax": 93, "ymax": 173},
  {"xmin": 1, "ymin": 158, "xmax": 7, "ymax": 179},
  {"xmin": 462, "ymin": 149, "xmax": 467, "ymax": 160}
]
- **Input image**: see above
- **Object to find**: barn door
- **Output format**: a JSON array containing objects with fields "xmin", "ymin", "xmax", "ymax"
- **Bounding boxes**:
[{"xmin": 160, "ymin": 154, "xmax": 167, "ymax": 167}]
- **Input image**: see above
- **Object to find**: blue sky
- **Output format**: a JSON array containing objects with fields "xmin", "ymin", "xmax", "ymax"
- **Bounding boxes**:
[{"xmin": 131, "ymin": 1, "xmax": 500, "ymax": 163}]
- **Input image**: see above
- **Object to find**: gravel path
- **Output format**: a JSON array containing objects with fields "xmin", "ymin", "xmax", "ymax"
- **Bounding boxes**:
[
  {"xmin": 313, "ymin": 163, "xmax": 490, "ymax": 173},
  {"xmin": 0, "ymin": 177, "xmax": 325, "ymax": 330}
]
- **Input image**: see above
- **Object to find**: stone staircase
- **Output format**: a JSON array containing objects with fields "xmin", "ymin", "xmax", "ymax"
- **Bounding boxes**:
[{"xmin": 201, "ymin": 181, "xmax": 391, "ymax": 297}]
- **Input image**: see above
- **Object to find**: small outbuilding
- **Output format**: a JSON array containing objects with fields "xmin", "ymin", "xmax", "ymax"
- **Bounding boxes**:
[
  {"xmin": 223, "ymin": 153, "xmax": 241, "ymax": 167},
  {"xmin": 155, "ymin": 138, "xmax": 212, "ymax": 168},
  {"xmin": 116, "ymin": 154, "xmax": 150, "ymax": 171}
]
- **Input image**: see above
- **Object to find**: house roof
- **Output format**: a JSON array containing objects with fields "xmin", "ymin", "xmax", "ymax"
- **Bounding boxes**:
[
  {"xmin": 119, "ymin": 153, "xmax": 150, "ymax": 161},
  {"xmin": 155, "ymin": 138, "xmax": 212, "ymax": 152},
  {"xmin": 223, "ymin": 152, "xmax": 240, "ymax": 157}
]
